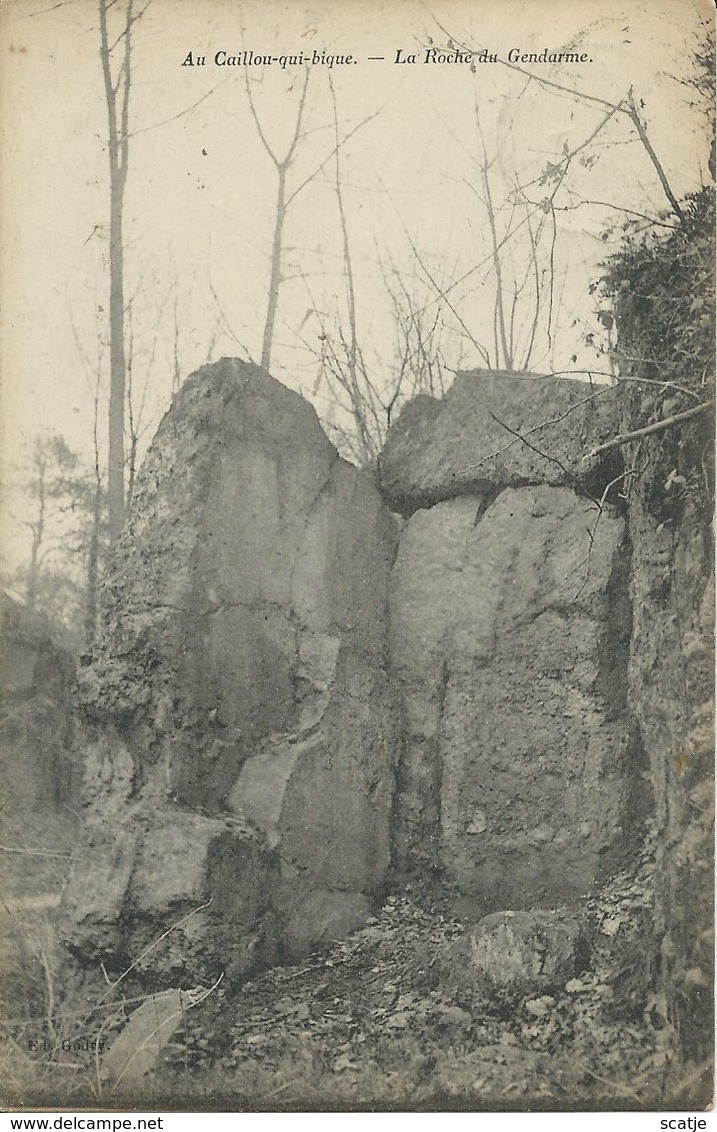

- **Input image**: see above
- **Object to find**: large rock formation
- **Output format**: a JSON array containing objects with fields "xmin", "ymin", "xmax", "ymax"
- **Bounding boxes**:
[
  {"xmin": 62, "ymin": 360, "xmax": 398, "ymax": 979},
  {"xmin": 60, "ymin": 363, "xmax": 661, "ymax": 993},
  {"xmin": 383, "ymin": 372, "xmax": 646, "ymax": 906},
  {"xmin": 378, "ymin": 369, "xmax": 624, "ymax": 515}
]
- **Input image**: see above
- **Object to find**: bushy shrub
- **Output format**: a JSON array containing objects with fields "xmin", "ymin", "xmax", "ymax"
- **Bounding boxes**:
[{"xmin": 601, "ymin": 186, "xmax": 715, "ymax": 395}]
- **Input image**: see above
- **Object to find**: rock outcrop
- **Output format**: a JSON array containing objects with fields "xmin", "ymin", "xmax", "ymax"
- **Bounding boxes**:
[
  {"xmin": 384, "ymin": 372, "xmax": 646, "ymax": 906},
  {"xmin": 621, "ymin": 393, "xmax": 714, "ymax": 1098},
  {"xmin": 60, "ymin": 363, "xmax": 664, "ymax": 997},
  {"xmin": 62, "ymin": 359, "xmax": 399, "ymax": 981},
  {"xmin": 378, "ymin": 369, "xmax": 624, "ymax": 515},
  {"xmin": 0, "ymin": 591, "xmax": 75, "ymax": 821}
]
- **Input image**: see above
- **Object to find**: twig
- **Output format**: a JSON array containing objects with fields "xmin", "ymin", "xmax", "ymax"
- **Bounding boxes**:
[
  {"xmin": 110, "ymin": 974, "xmax": 223, "ymax": 1093},
  {"xmin": 128, "ymin": 78, "xmax": 230, "ymax": 141},
  {"xmin": 584, "ymin": 400, "xmax": 715, "ymax": 459},
  {"xmin": 549, "ymin": 372, "xmax": 703, "ymax": 402},
  {"xmin": 457, "ymin": 385, "xmax": 614, "ymax": 474},
  {"xmin": 429, "ymin": 18, "xmax": 686, "ymax": 220},
  {"xmin": 625, "ymin": 90, "xmax": 684, "ymax": 221},
  {"xmin": 572, "ymin": 462, "xmax": 645, "ymax": 600},
  {"xmin": 93, "ymin": 897, "xmax": 214, "ymax": 1008},
  {"xmin": 486, "ymin": 408, "xmax": 595, "ymax": 503},
  {"xmin": 571, "ymin": 1056, "xmax": 644, "ymax": 1102},
  {"xmin": 286, "ymin": 98, "xmax": 386, "ymax": 209}
]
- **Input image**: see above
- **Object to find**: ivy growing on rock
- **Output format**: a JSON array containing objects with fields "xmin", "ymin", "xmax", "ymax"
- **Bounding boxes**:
[
  {"xmin": 601, "ymin": 185, "xmax": 715, "ymax": 395},
  {"xmin": 597, "ymin": 158, "xmax": 715, "ymax": 1099}
]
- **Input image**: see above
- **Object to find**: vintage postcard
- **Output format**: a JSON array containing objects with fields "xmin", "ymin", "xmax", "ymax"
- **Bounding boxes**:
[{"xmin": 0, "ymin": 0, "xmax": 714, "ymax": 1115}]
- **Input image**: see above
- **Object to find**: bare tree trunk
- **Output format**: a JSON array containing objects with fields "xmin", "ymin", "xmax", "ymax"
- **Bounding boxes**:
[
  {"xmin": 99, "ymin": 0, "xmax": 133, "ymax": 543},
  {"xmin": 329, "ymin": 77, "xmax": 375, "ymax": 465},
  {"xmin": 248, "ymin": 68, "xmax": 379, "ymax": 379},
  {"xmin": 261, "ymin": 168, "xmax": 287, "ymax": 371},
  {"xmin": 246, "ymin": 67, "xmax": 310, "ymax": 374},
  {"xmin": 68, "ymin": 309, "xmax": 106, "ymax": 644},
  {"xmin": 107, "ymin": 173, "xmax": 127, "ymax": 540},
  {"xmin": 26, "ymin": 446, "xmax": 47, "ymax": 610}
]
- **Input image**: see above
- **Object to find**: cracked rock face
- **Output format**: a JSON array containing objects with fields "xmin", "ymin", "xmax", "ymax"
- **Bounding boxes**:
[
  {"xmin": 378, "ymin": 370, "xmax": 625, "ymax": 516},
  {"xmin": 389, "ymin": 480, "xmax": 644, "ymax": 907},
  {"xmin": 67, "ymin": 360, "xmax": 399, "ymax": 978}
]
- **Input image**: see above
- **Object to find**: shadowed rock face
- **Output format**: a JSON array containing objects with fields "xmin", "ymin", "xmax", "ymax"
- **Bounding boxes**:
[
  {"xmin": 0, "ymin": 591, "xmax": 76, "ymax": 821},
  {"xmin": 389, "ymin": 486, "xmax": 641, "ymax": 905},
  {"xmin": 64, "ymin": 360, "xmax": 399, "ymax": 980}
]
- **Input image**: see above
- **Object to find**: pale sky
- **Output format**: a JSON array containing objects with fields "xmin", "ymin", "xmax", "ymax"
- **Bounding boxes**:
[{"xmin": 0, "ymin": 0, "xmax": 712, "ymax": 567}]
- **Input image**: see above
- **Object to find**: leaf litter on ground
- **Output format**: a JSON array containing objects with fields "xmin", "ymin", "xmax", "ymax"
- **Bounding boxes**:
[{"xmin": 158, "ymin": 847, "xmax": 672, "ymax": 1111}]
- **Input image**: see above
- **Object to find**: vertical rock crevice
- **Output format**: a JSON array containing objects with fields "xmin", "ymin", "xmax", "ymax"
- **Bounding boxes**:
[
  {"xmin": 62, "ymin": 359, "xmax": 400, "ymax": 982},
  {"xmin": 61, "ymin": 363, "xmax": 687, "ymax": 1011},
  {"xmin": 381, "ymin": 372, "xmax": 644, "ymax": 912}
]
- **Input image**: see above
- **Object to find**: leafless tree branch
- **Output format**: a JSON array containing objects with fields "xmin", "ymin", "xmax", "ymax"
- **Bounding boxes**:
[{"xmin": 585, "ymin": 400, "xmax": 715, "ymax": 459}]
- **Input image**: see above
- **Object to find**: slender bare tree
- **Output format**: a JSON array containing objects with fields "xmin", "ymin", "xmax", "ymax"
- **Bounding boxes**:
[
  {"xmin": 245, "ymin": 68, "xmax": 311, "ymax": 372},
  {"xmin": 98, "ymin": 0, "xmax": 148, "ymax": 542},
  {"xmin": 245, "ymin": 68, "xmax": 383, "ymax": 374}
]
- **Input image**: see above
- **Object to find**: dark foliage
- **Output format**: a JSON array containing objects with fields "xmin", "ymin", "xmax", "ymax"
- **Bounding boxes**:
[{"xmin": 601, "ymin": 186, "xmax": 715, "ymax": 394}]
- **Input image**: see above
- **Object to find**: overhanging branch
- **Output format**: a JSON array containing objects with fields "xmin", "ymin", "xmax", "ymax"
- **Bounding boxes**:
[{"xmin": 584, "ymin": 400, "xmax": 715, "ymax": 459}]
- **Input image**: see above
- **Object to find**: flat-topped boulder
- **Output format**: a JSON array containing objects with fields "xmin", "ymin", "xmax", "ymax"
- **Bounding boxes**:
[{"xmin": 378, "ymin": 370, "xmax": 625, "ymax": 515}]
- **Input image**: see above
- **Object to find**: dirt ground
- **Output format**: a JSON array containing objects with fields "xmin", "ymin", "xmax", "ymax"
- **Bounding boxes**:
[{"xmin": 1, "ymin": 826, "xmax": 676, "ymax": 1112}]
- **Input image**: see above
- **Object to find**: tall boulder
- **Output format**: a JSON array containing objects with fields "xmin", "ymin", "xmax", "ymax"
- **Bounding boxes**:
[
  {"xmin": 382, "ymin": 372, "xmax": 646, "ymax": 907},
  {"xmin": 63, "ymin": 359, "xmax": 398, "ymax": 979}
]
